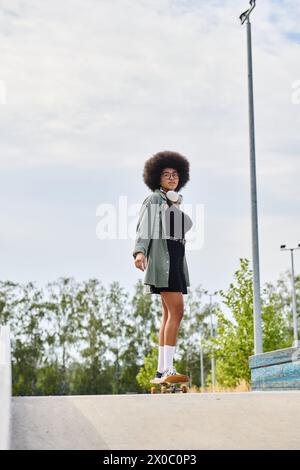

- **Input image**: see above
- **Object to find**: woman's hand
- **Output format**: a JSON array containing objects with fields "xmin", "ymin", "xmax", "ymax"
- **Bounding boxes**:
[{"xmin": 134, "ymin": 252, "xmax": 147, "ymax": 271}]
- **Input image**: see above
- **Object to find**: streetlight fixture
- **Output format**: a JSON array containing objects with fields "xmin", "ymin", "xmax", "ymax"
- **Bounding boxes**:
[
  {"xmin": 280, "ymin": 244, "xmax": 300, "ymax": 347},
  {"xmin": 239, "ymin": 0, "xmax": 263, "ymax": 355},
  {"xmin": 239, "ymin": 0, "xmax": 256, "ymax": 25}
]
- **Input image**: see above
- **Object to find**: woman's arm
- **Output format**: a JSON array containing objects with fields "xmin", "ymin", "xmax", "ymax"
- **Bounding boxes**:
[{"xmin": 132, "ymin": 193, "xmax": 159, "ymax": 261}]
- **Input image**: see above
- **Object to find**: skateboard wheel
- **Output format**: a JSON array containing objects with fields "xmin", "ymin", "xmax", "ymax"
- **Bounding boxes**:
[
  {"xmin": 182, "ymin": 385, "xmax": 188, "ymax": 393},
  {"xmin": 161, "ymin": 386, "xmax": 167, "ymax": 393},
  {"xmin": 150, "ymin": 387, "xmax": 157, "ymax": 394}
]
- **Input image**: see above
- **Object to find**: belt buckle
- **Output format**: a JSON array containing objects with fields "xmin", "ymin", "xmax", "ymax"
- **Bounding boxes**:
[{"xmin": 169, "ymin": 236, "xmax": 185, "ymax": 244}]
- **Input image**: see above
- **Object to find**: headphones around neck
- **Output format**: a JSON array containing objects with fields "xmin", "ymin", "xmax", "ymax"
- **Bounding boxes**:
[{"xmin": 160, "ymin": 188, "xmax": 183, "ymax": 204}]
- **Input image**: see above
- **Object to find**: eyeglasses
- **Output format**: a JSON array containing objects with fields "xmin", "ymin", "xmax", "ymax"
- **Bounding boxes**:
[{"xmin": 161, "ymin": 172, "xmax": 179, "ymax": 180}]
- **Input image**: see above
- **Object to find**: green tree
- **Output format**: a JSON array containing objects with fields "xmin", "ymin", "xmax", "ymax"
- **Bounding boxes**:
[
  {"xmin": 103, "ymin": 281, "xmax": 132, "ymax": 394},
  {"xmin": 263, "ymin": 270, "xmax": 299, "ymax": 347},
  {"xmin": 11, "ymin": 282, "xmax": 47, "ymax": 395},
  {"xmin": 43, "ymin": 277, "xmax": 82, "ymax": 394},
  {"xmin": 136, "ymin": 332, "xmax": 159, "ymax": 392},
  {"xmin": 73, "ymin": 278, "xmax": 108, "ymax": 394},
  {"xmin": 209, "ymin": 258, "xmax": 291, "ymax": 388}
]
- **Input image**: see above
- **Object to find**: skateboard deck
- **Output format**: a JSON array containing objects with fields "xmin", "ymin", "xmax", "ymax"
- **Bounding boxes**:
[{"xmin": 150, "ymin": 376, "xmax": 189, "ymax": 394}]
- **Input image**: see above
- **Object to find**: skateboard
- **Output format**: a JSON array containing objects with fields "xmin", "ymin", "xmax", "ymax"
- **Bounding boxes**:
[{"xmin": 150, "ymin": 376, "xmax": 189, "ymax": 394}]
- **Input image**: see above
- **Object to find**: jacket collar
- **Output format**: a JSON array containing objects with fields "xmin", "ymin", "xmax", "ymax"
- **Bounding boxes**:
[{"xmin": 155, "ymin": 188, "xmax": 167, "ymax": 201}]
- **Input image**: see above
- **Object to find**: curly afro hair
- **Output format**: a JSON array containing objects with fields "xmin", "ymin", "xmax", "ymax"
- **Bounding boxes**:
[{"xmin": 143, "ymin": 150, "xmax": 190, "ymax": 192}]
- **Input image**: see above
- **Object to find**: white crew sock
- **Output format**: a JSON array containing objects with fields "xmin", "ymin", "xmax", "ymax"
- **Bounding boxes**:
[
  {"xmin": 157, "ymin": 346, "xmax": 164, "ymax": 373},
  {"xmin": 164, "ymin": 345, "xmax": 175, "ymax": 372}
]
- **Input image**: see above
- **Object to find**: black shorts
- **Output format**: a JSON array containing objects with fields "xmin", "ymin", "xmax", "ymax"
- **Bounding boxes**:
[{"xmin": 150, "ymin": 239, "xmax": 187, "ymax": 294}]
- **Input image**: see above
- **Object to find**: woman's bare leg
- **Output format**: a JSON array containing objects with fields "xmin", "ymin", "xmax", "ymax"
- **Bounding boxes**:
[
  {"xmin": 159, "ymin": 295, "xmax": 169, "ymax": 346},
  {"xmin": 160, "ymin": 292, "xmax": 184, "ymax": 346}
]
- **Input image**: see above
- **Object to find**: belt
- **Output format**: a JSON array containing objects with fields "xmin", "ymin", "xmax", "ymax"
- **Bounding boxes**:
[{"xmin": 167, "ymin": 236, "xmax": 186, "ymax": 245}]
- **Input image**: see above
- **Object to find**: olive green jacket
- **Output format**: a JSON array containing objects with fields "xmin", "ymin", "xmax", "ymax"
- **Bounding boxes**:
[{"xmin": 132, "ymin": 189, "xmax": 190, "ymax": 295}]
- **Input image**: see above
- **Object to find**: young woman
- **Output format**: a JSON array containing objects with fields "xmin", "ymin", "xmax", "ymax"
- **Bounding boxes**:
[{"xmin": 133, "ymin": 150, "xmax": 193, "ymax": 384}]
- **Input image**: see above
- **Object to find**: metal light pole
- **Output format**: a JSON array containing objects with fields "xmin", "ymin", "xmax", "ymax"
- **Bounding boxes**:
[
  {"xmin": 209, "ymin": 296, "xmax": 216, "ymax": 388},
  {"xmin": 199, "ymin": 330, "xmax": 204, "ymax": 389},
  {"xmin": 280, "ymin": 244, "xmax": 300, "ymax": 347},
  {"xmin": 204, "ymin": 290, "xmax": 218, "ymax": 388},
  {"xmin": 240, "ymin": 0, "xmax": 263, "ymax": 355}
]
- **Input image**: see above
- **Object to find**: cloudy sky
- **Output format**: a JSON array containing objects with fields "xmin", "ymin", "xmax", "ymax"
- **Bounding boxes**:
[{"xmin": 0, "ymin": 0, "xmax": 299, "ymax": 305}]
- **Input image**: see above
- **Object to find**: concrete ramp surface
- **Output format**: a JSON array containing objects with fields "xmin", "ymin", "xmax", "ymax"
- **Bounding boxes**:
[{"xmin": 11, "ymin": 392, "xmax": 300, "ymax": 450}]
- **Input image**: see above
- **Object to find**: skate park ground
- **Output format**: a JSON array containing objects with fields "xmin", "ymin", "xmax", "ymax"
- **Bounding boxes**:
[{"xmin": 10, "ymin": 391, "xmax": 300, "ymax": 450}]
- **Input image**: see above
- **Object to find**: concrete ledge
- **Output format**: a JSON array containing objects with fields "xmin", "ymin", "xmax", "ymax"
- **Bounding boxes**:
[
  {"xmin": 0, "ymin": 326, "xmax": 12, "ymax": 450},
  {"xmin": 249, "ymin": 346, "xmax": 300, "ymax": 391},
  {"xmin": 11, "ymin": 392, "xmax": 300, "ymax": 450}
]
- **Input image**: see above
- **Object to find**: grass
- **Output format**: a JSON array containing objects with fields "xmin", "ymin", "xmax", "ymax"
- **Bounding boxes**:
[{"xmin": 188, "ymin": 379, "xmax": 251, "ymax": 393}]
